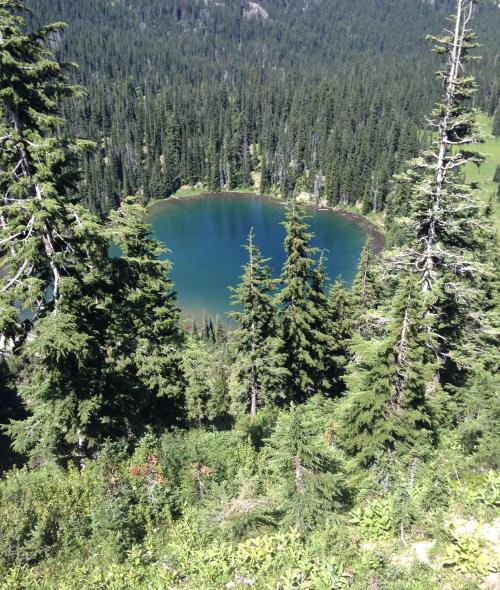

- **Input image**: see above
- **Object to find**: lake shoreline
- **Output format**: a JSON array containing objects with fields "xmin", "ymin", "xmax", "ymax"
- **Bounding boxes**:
[{"xmin": 146, "ymin": 191, "xmax": 386, "ymax": 254}]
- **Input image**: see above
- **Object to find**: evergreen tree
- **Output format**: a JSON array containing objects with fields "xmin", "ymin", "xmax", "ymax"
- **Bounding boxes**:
[
  {"xmin": 0, "ymin": 0, "xmax": 109, "ymax": 463},
  {"xmin": 326, "ymin": 280, "xmax": 354, "ymax": 395},
  {"xmin": 106, "ymin": 198, "xmax": 185, "ymax": 433},
  {"xmin": 309, "ymin": 253, "xmax": 344, "ymax": 395},
  {"xmin": 182, "ymin": 334, "xmax": 213, "ymax": 426},
  {"xmin": 278, "ymin": 204, "xmax": 330, "ymax": 402},
  {"xmin": 339, "ymin": 275, "xmax": 438, "ymax": 468},
  {"xmin": 229, "ymin": 229, "xmax": 286, "ymax": 416},
  {"xmin": 206, "ymin": 140, "xmax": 220, "ymax": 192},
  {"xmin": 350, "ymin": 242, "xmax": 382, "ymax": 336},
  {"xmin": 265, "ymin": 395, "xmax": 346, "ymax": 531},
  {"xmin": 183, "ymin": 332, "xmax": 230, "ymax": 426},
  {"xmin": 259, "ymin": 156, "xmax": 271, "ymax": 195},
  {"xmin": 455, "ymin": 369, "xmax": 500, "ymax": 469},
  {"xmin": 386, "ymin": 0, "xmax": 498, "ymax": 382}
]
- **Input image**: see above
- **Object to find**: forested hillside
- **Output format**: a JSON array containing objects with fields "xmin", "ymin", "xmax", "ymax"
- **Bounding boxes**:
[
  {"xmin": 25, "ymin": 0, "xmax": 500, "ymax": 213},
  {"xmin": 1, "ymin": 0, "xmax": 499, "ymax": 589}
]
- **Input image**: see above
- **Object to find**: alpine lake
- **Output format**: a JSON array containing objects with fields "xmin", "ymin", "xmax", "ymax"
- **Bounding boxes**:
[{"xmin": 145, "ymin": 193, "xmax": 382, "ymax": 325}]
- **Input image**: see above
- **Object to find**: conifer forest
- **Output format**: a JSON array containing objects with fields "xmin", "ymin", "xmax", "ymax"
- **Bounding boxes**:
[{"xmin": 0, "ymin": 0, "xmax": 499, "ymax": 588}]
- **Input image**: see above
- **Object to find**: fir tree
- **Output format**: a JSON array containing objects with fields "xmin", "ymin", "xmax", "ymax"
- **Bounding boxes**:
[
  {"xmin": 339, "ymin": 275, "xmax": 438, "ymax": 468},
  {"xmin": 455, "ymin": 369, "xmax": 500, "ymax": 469},
  {"xmin": 309, "ymin": 253, "xmax": 344, "ymax": 395},
  {"xmin": 326, "ymin": 279, "xmax": 354, "ymax": 395},
  {"xmin": 265, "ymin": 395, "xmax": 346, "ymax": 531},
  {"xmin": 206, "ymin": 140, "xmax": 220, "ymax": 192},
  {"xmin": 259, "ymin": 156, "xmax": 271, "ymax": 195},
  {"xmin": 386, "ymin": 0, "xmax": 498, "ymax": 382},
  {"xmin": 0, "ymin": 0, "xmax": 108, "ymax": 462},
  {"xmin": 350, "ymin": 242, "xmax": 382, "ymax": 336},
  {"xmin": 106, "ymin": 197, "xmax": 185, "ymax": 433},
  {"xmin": 183, "ymin": 332, "xmax": 230, "ymax": 426},
  {"xmin": 229, "ymin": 229, "xmax": 287, "ymax": 416},
  {"xmin": 278, "ymin": 203, "xmax": 331, "ymax": 402},
  {"xmin": 182, "ymin": 334, "xmax": 213, "ymax": 426}
]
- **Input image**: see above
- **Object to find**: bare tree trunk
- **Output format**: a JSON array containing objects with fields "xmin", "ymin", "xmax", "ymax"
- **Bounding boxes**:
[
  {"xmin": 294, "ymin": 456, "xmax": 303, "ymax": 492},
  {"xmin": 76, "ymin": 429, "xmax": 87, "ymax": 470}
]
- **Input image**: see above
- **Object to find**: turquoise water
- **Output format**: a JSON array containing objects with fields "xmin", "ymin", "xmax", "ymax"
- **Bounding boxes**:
[{"xmin": 146, "ymin": 194, "xmax": 368, "ymax": 322}]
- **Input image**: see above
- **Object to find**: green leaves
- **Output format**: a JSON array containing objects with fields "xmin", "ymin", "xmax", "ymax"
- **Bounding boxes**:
[
  {"xmin": 443, "ymin": 532, "xmax": 498, "ymax": 576},
  {"xmin": 350, "ymin": 498, "xmax": 393, "ymax": 541}
]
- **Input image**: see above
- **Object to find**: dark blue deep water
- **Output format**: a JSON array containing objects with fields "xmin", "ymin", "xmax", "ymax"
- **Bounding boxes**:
[{"xmin": 146, "ymin": 194, "xmax": 369, "ymax": 322}]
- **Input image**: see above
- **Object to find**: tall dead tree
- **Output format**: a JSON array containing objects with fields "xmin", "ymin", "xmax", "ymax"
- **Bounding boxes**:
[{"xmin": 386, "ymin": 0, "xmax": 498, "ymax": 376}]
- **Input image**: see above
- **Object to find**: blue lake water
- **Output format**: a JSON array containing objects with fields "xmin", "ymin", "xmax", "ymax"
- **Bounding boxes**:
[{"xmin": 146, "ymin": 194, "xmax": 369, "ymax": 322}]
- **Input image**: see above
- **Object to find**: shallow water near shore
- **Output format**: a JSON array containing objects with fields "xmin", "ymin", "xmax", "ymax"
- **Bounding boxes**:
[{"xmin": 146, "ymin": 193, "xmax": 374, "ymax": 324}]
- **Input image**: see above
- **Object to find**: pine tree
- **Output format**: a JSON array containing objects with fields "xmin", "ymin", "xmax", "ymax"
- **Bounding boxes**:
[
  {"xmin": 229, "ymin": 229, "xmax": 287, "ymax": 416},
  {"xmin": 326, "ymin": 280, "xmax": 354, "ymax": 395},
  {"xmin": 339, "ymin": 275, "xmax": 438, "ymax": 468},
  {"xmin": 106, "ymin": 197, "xmax": 185, "ymax": 433},
  {"xmin": 278, "ymin": 203, "xmax": 331, "ymax": 402},
  {"xmin": 309, "ymin": 254, "xmax": 344, "ymax": 395},
  {"xmin": 350, "ymin": 242, "xmax": 382, "ymax": 336},
  {"xmin": 0, "ymin": 1, "xmax": 109, "ymax": 462},
  {"xmin": 265, "ymin": 395, "xmax": 346, "ymax": 531},
  {"xmin": 386, "ymin": 0, "xmax": 497, "ymax": 382}
]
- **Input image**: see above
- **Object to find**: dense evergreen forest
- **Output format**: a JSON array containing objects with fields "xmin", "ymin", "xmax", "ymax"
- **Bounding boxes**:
[
  {"xmin": 24, "ymin": 0, "xmax": 500, "ymax": 213},
  {"xmin": 0, "ymin": 0, "xmax": 499, "ymax": 589}
]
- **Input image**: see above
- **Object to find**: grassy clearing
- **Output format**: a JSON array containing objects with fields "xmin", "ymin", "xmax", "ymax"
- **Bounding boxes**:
[{"xmin": 173, "ymin": 185, "xmax": 210, "ymax": 198}]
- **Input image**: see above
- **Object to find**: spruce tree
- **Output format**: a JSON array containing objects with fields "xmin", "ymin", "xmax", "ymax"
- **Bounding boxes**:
[
  {"xmin": 229, "ymin": 229, "xmax": 286, "ymax": 416},
  {"xmin": 265, "ymin": 395, "xmax": 346, "ymax": 531},
  {"xmin": 350, "ymin": 241, "xmax": 382, "ymax": 336},
  {"xmin": 278, "ymin": 203, "xmax": 331, "ymax": 402},
  {"xmin": 0, "ymin": 0, "xmax": 109, "ymax": 462},
  {"xmin": 339, "ymin": 275, "xmax": 438, "ymax": 468},
  {"xmin": 386, "ymin": 0, "xmax": 498, "ymax": 381},
  {"xmin": 106, "ymin": 197, "xmax": 185, "ymax": 432}
]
